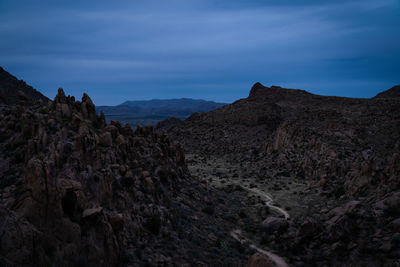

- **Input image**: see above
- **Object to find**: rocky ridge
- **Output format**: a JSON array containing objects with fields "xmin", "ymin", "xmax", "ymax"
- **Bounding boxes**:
[{"xmin": 374, "ymin": 85, "xmax": 400, "ymax": 98}]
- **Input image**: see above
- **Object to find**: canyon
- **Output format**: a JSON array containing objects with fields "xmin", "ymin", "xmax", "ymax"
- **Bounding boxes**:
[{"xmin": 1, "ymin": 67, "xmax": 399, "ymax": 266}]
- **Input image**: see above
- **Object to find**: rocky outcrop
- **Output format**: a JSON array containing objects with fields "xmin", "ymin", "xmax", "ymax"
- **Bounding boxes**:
[
  {"xmin": 0, "ymin": 88, "xmax": 182, "ymax": 265},
  {"xmin": 248, "ymin": 82, "xmax": 311, "ymax": 102},
  {"xmin": 264, "ymin": 95, "xmax": 400, "ymax": 198},
  {"xmin": 245, "ymin": 253, "xmax": 272, "ymax": 267},
  {"xmin": 260, "ymin": 217, "xmax": 289, "ymax": 234},
  {"xmin": 0, "ymin": 86, "xmax": 249, "ymax": 266}
]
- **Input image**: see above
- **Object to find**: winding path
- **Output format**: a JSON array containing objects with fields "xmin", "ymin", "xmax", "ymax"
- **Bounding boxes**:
[
  {"xmin": 229, "ymin": 183, "xmax": 290, "ymax": 267},
  {"xmin": 245, "ymin": 186, "xmax": 290, "ymax": 219}
]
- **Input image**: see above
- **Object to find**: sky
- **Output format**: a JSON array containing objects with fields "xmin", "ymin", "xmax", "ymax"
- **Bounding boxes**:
[{"xmin": 0, "ymin": 0, "xmax": 399, "ymax": 105}]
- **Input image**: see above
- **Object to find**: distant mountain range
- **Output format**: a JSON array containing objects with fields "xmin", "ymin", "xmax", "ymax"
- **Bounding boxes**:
[{"xmin": 96, "ymin": 98, "xmax": 227, "ymax": 127}]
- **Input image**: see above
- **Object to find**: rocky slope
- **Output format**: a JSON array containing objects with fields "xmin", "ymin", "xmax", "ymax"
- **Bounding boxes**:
[
  {"xmin": 158, "ymin": 83, "xmax": 400, "ymax": 266},
  {"xmin": 0, "ymin": 67, "xmax": 49, "ymax": 105},
  {"xmin": 156, "ymin": 84, "xmax": 283, "ymax": 155},
  {"xmin": 374, "ymin": 85, "xmax": 400, "ymax": 98},
  {"xmin": 0, "ymin": 84, "xmax": 254, "ymax": 266}
]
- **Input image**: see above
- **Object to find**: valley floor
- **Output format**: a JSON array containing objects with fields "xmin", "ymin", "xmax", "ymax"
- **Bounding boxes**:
[{"xmin": 186, "ymin": 153, "xmax": 327, "ymax": 266}]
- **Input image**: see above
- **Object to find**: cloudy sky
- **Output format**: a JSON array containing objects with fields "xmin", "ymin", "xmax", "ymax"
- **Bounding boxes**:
[{"xmin": 0, "ymin": 0, "xmax": 399, "ymax": 105}]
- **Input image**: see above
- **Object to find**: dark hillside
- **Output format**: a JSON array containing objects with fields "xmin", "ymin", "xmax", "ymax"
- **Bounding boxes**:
[{"xmin": 0, "ymin": 67, "xmax": 49, "ymax": 105}]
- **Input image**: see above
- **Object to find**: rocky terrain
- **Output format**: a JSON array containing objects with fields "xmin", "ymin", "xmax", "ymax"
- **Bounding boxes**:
[
  {"xmin": 158, "ymin": 82, "xmax": 400, "ymax": 266},
  {"xmin": 1, "ymin": 66, "xmax": 399, "ymax": 266},
  {"xmin": 0, "ymin": 69, "xmax": 261, "ymax": 266}
]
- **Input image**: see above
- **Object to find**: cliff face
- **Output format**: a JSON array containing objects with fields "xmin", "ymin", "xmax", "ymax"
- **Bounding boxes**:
[{"xmin": 264, "ymin": 95, "xmax": 400, "ymax": 196}]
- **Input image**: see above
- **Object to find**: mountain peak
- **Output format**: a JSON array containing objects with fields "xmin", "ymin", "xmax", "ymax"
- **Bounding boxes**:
[
  {"xmin": 248, "ymin": 82, "xmax": 314, "ymax": 102},
  {"xmin": 54, "ymin": 88, "xmax": 67, "ymax": 103},
  {"xmin": 249, "ymin": 82, "xmax": 265, "ymax": 96},
  {"xmin": 249, "ymin": 82, "xmax": 287, "ymax": 98}
]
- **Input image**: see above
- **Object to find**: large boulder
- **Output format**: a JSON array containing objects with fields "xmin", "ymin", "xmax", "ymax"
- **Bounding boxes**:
[{"xmin": 296, "ymin": 217, "xmax": 322, "ymax": 243}]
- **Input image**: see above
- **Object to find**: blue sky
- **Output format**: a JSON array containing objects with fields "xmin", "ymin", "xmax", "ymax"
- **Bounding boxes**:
[{"xmin": 0, "ymin": 0, "xmax": 399, "ymax": 105}]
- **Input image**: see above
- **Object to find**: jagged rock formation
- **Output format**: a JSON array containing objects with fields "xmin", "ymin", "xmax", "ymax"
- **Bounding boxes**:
[
  {"xmin": 158, "ymin": 82, "xmax": 400, "ymax": 266},
  {"xmin": 0, "ymin": 67, "xmax": 49, "ymax": 105},
  {"xmin": 0, "ymin": 86, "xmax": 248, "ymax": 266}
]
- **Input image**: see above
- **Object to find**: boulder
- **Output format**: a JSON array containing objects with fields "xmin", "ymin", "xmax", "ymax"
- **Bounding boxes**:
[
  {"xmin": 328, "ymin": 200, "xmax": 361, "ymax": 217},
  {"xmin": 296, "ymin": 217, "xmax": 321, "ymax": 242},
  {"xmin": 260, "ymin": 216, "xmax": 289, "ymax": 234},
  {"xmin": 246, "ymin": 253, "xmax": 272, "ymax": 267},
  {"xmin": 100, "ymin": 132, "xmax": 113, "ymax": 147},
  {"xmin": 82, "ymin": 207, "xmax": 103, "ymax": 218}
]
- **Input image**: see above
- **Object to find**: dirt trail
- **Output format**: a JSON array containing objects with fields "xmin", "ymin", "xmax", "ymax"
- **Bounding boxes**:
[
  {"xmin": 230, "ymin": 183, "xmax": 290, "ymax": 267},
  {"xmin": 244, "ymin": 186, "xmax": 290, "ymax": 219},
  {"xmin": 186, "ymin": 155, "xmax": 291, "ymax": 266},
  {"xmin": 230, "ymin": 229, "xmax": 289, "ymax": 267}
]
